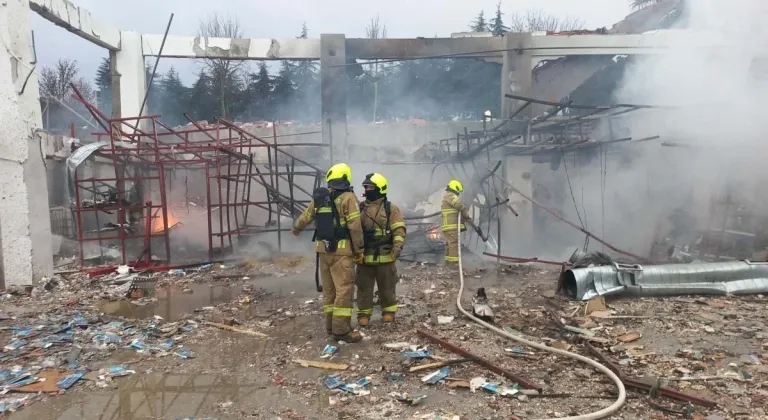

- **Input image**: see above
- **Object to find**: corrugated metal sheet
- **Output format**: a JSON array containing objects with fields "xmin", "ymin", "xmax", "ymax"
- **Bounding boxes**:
[{"xmin": 563, "ymin": 260, "xmax": 768, "ymax": 300}]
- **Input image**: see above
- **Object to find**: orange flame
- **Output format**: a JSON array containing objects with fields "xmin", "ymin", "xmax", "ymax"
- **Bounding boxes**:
[
  {"xmin": 151, "ymin": 211, "xmax": 179, "ymax": 233},
  {"xmin": 426, "ymin": 226, "xmax": 442, "ymax": 241}
]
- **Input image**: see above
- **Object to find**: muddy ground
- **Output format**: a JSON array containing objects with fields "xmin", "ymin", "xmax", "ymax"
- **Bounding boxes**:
[{"xmin": 3, "ymin": 255, "xmax": 767, "ymax": 420}]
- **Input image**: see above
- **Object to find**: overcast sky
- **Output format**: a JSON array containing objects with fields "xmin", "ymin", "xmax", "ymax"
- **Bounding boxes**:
[{"xmin": 30, "ymin": 0, "xmax": 634, "ymax": 85}]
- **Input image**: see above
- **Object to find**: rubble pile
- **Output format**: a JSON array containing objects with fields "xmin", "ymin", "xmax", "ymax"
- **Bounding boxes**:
[{"xmin": 1, "ymin": 256, "xmax": 765, "ymax": 418}]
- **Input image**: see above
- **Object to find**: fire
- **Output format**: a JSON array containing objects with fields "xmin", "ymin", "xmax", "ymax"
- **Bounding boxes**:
[
  {"xmin": 151, "ymin": 211, "xmax": 179, "ymax": 233},
  {"xmin": 426, "ymin": 226, "xmax": 443, "ymax": 241}
]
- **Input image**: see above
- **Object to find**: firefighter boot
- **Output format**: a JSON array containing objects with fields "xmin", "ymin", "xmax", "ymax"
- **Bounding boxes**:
[
  {"xmin": 335, "ymin": 331, "xmax": 363, "ymax": 343},
  {"xmin": 382, "ymin": 312, "xmax": 395, "ymax": 323},
  {"xmin": 357, "ymin": 316, "xmax": 370, "ymax": 327}
]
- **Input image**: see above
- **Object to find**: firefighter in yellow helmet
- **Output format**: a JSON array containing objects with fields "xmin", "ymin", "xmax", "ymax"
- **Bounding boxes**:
[
  {"xmin": 355, "ymin": 173, "xmax": 406, "ymax": 326},
  {"xmin": 441, "ymin": 179, "xmax": 474, "ymax": 265},
  {"xmin": 292, "ymin": 163, "xmax": 365, "ymax": 343}
]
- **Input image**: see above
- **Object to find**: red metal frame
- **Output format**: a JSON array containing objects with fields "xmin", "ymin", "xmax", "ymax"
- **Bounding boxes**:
[{"xmin": 68, "ymin": 87, "xmax": 328, "ymax": 267}]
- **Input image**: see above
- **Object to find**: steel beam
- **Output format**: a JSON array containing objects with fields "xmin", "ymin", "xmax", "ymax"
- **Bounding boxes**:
[
  {"xmin": 142, "ymin": 34, "xmax": 320, "ymax": 59},
  {"xmin": 139, "ymin": 31, "xmax": 735, "ymax": 60},
  {"xmin": 28, "ymin": 0, "xmax": 121, "ymax": 50},
  {"xmin": 345, "ymin": 37, "xmax": 502, "ymax": 59},
  {"xmin": 527, "ymin": 31, "xmax": 731, "ymax": 56}
]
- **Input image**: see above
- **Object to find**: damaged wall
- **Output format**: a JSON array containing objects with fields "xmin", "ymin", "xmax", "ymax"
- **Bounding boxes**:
[{"xmin": 0, "ymin": 0, "xmax": 54, "ymax": 286}]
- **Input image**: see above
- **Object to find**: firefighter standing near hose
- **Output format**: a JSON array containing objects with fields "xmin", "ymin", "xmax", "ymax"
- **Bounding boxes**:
[
  {"xmin": 441, "ymin": 179, "xmax": 482, "ymax": 265},
  {"xmin": 292, "ymin": 163, "xmax": 365, "ymax": 343},
  {"xmin": 355, "ymin": 173, "xmax": 406, "ymax": 326}
]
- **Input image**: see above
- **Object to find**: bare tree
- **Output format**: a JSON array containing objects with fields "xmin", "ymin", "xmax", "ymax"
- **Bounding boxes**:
[
  {"xmin": 197, "ymin": 13, "xmax": 246, "ymax": 118},
  {"xmin": 38, "ymin": 59, "xmax": 94, "ymax": 102},
  {"xmin": 630, "ymin": 0, "xmax": 665, "ymax": 10},
  {"xmin": 507, "ymin": 10, "xmax": 585, "ymax": 32},
  {"xmin": 366, "ymin": 15, "xmax": 388, "ymax": 122}
]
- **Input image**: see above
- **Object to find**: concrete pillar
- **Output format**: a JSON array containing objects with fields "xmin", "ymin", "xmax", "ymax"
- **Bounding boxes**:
[
  {"xmin": 500, "ymin": 34, "xmax": 533, "ymax": 141},
  {"xmin": 0, "ymin": 0, "xmax": 54, "ymax": 287},
  {"xmin": 320, "ymin": 34, "xmax": 347, "ymax": 162},
  {"xmin": 112, "ymin": 31, "xmax": 146, "ymax": 121}
]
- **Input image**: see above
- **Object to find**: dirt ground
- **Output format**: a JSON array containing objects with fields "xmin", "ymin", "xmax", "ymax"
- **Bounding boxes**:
[{"xmin": 2, "ymin": 255, "xmax": 767, "ymax": 420}]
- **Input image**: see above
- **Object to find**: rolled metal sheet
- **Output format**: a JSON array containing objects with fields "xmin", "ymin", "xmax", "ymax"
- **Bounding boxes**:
[{"xmin": 563, "ymin": 260, "xmax": 768, "ymax": 300}]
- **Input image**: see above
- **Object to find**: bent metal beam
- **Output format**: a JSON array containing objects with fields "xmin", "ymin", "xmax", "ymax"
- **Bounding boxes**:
[{"xmin": 28, "ymin": 0, "xmax": 121, "ymax": 50}]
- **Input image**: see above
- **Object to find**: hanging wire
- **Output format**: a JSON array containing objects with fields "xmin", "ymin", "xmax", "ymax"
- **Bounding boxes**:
[{"xmin": 562, "ymin": 150, "xmax": 586, "ymax": 234}]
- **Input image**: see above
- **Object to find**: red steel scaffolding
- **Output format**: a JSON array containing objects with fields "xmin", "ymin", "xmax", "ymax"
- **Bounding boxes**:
[{"xmin": 69, "ymin": 87, "xmax": 328, "ymax": 267}]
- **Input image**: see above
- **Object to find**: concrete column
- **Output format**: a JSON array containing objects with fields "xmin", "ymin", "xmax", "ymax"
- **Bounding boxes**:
[
  {"xmin": 320, "ymin": 34, "xmax": 347, "ymax": 162},
  {"xmin": 112, "ymin": 31, "xmax": 146, "ymax": 121},
  {"xmin": 500, "ymin": 34, "xmax": 533, "ymax": 141},
  {"xmin": 0, "ymin": 0, "xmax": 54, "ymax": 287}
]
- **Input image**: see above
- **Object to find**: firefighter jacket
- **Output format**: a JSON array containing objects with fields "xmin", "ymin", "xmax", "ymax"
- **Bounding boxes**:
[
  {"xmin": 441, "ymin": 191, "xmax": 472, "ymax": 232},
  {"xmin": 294, "ymin": 190, "xmax": 365, "ymax": 256},
  {"xmin": 360, "ymin": 197, "xmax": 406, "ymax": 264}
]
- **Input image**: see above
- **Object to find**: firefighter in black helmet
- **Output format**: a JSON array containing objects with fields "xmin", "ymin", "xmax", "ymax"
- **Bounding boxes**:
[
  {"xmin": 292, "ymin": 163, "xmax": 365, "ymax": 343},
  {"xmin": 355, "ymin": 173, "xmax": 406, "ymax": 326}
]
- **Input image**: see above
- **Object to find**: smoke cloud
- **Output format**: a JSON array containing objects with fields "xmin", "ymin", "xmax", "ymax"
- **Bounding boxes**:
[{"xmin": 535, "ymin": 0, "xmax": 768, "ymax": 261}]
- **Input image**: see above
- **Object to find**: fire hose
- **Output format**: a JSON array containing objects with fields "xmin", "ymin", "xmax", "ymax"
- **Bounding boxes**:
[{"xmin": 455, "ymin": 214, "xmax": 626, "ymax": 420}]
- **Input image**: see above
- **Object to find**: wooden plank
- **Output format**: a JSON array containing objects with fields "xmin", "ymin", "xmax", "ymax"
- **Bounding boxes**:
[{"xmin": 294, "ymin": 359, "xmax": 349, "ymax": 371}]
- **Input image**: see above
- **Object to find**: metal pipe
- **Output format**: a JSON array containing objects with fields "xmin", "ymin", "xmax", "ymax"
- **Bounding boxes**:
[
  {"xmin": 416, "ymin": 329, "xmax": 541, "ymax": 391},
  {"xmin": 564, "ymin": 260, "xmax": 768, "ymax": 301}
]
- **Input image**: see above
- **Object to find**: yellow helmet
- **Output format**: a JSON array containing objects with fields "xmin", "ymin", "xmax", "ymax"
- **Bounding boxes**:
[
  {"xmin": 362, "ymin": 173, "xmax": 388, "ymax": 194},
  {"xmin": 447, "ymin": 179, "xmax": 464, "ymax": 194},
  {"xmin": 326, "ymin": 163, "xmax": 352, "ymax": 189}
]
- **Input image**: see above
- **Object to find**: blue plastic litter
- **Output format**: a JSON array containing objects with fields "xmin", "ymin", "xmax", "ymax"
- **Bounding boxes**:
[
  {"xmin": 106, "ymin": 321, "xmax": 125, "ymax": 329},
  {"xmin": 0, "ymin": 397, "xmax": 30, "ymax": 414},
  {"xmin": 159, "ymin": 339, "xmax": 175, "ymax": 350},
  {"xmin": 481, "ymin": 382, "xmax": 520, "ymax": 396},
  {"xmin": 103, "ymin": 366, "xmax": 133, "ymax": 377},
  {"xmin": 320, "ymin": 345, "xmax": 338, "ymax": 358},
  {"xmin": 174, "ymin": 349, "xmax": 193, "ymax": 359},
  {"xmin": 4, "ymin": 339, "xmax": 27, "ymax": 351},
  {"xmin": 71, "ymin": 314, "xmax": 89, "ymax": 327},
  {"xmin": 401, "ymin": 349, "xmax": 432, "ymax": 359},
  {"xmin": 130, "ymin": 339, "xmax": 146, "ymax": 350},
  {"xmin": 12, "ymin": 328, "xmax": 39, "ymax": 338},
  {"xmin": 93, "ymin": 333, "xmax": 121, "ymax": 345},
  {"xmin": 324, "ymin": 375, "xmax": 343, "ymax": 389},
  {"xmin": 56, "ymin": 370, "xmax": 87, "ymax": 390},
  {"xmin": 421, "ymin": 367, "xmax": 450, "ymax": 384}
]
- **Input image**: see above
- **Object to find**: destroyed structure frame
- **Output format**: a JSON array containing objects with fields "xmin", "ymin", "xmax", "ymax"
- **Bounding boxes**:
[{"xmin": 68, "ymin": 87, "xmax": 329, "ymax": 266}]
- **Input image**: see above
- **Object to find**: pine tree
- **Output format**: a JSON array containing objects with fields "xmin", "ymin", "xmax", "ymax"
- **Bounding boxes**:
[
  {"xmin": 291, "ymin": 22, "xmax": 320, "ymax": 123},
  {"xmin": 188, "ymin": 71, "xmax": 216, "ymax": 122},
  {"xmin": 95, "ymin": 57, "xmax": 112, "ymax": 115},
  {"xmin": 158, "ymin": 67, "xmax": 189, "ymax": 126},
  {"xmin": 273, "ymin": 61, "xmax": 297, "ymax": 120},
  {"xmin": 471, "ymin": 11, "xmax": 488, "ymax": 32},
  {"xmin": 490, "ymin": 3, "xmax": 509, "ymax": 36},
  {"xmin": 246, "ymin": 62, "xmax": 274, "ymax": 120}
]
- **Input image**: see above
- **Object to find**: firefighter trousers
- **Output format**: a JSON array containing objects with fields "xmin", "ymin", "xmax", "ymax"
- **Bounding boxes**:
[
  {"xmin": 443, "ymin": 230, "xmax": 459, "ymax": 264},
  {"xmin": 319, "ymin": 253, "xmax": 356, "ymax": 336},
  {"xmin": 356, "ymin": 263, "xmax": 398, "ymax": 319}
]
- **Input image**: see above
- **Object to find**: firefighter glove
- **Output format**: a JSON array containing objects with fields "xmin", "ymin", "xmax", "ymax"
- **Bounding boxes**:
[
  {"xmin": 354, "ymin": 252, "xmax": 364, "ymax": 265},
  {"xmin": 291, "ymin": 228, "xmax": 300, "ymax": 236},
  {"xmin": 392, "ymin": 247, "xmax": 401, "ymax": 260}
]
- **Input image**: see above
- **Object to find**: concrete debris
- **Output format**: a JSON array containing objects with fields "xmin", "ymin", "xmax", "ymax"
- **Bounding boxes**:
[{"xmin": 3, "ymin": 258, "xmax": 765, "ymax": 419}]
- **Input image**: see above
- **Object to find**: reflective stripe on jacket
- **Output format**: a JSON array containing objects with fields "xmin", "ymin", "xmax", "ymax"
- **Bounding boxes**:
[
  {"xmin": 440, "ymin": 191, "xmax": 472, "ymax": 231},
  {"xmin": 360, "ymin": 197, "xmax": 406, "ymax": 265}
]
